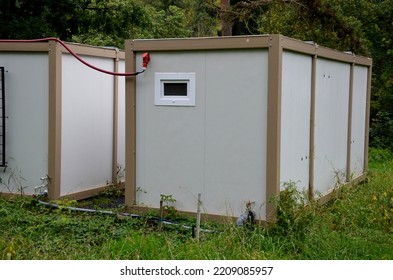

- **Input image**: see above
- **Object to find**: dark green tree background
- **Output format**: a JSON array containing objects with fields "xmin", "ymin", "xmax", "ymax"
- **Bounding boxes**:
[{"xmin": 0, "ymin": 0, "xmax": 392, "ymax": 150}]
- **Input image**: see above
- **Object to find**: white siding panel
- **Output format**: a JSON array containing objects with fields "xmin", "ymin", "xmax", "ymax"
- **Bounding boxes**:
[
  {"xmin": 117, "ymin": 60, "xmax": 126, "ymax": 177},
  {"xmin": 204, "ymin": 50, "xmax": 268, "ymax": 219},
  {"xmin": 0, "ymin": 53, "xmax": 49, "ymax": 195},
  {"xmin": 314, "ymin": 59, "xmax": 350, "ymax": 195},
  {"xmin": 136, "ymin": 50, "xmax": 268, "ymax": 219},
  {"xmin": 280, "ymin": 51, "xmax": 312, "ymax": 192},
  {"xmin": 350, "ymin": 66, "xmax": 368, "ymax": 178},
  {"xmin": 136, "ymin": 52, "xmax": 206, "ymax": 213},
  {"xmin": 61, "ymin": 54, "xmax": 114, "ymax": 196}
]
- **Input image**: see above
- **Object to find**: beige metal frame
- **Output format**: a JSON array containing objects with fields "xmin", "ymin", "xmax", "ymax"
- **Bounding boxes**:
[
  {"xmin": 266, "ymin": 35, "xmax": 283, "ymax": 223},
  {"xmin": 48, "ymin": 40, "xmax": 62, "ymax": 199},
  {"xmin": 125, "ymin": 40, "xmax": 137, "ymax": 210}
]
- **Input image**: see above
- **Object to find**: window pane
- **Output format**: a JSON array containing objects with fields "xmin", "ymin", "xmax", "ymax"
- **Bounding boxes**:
[{"xmin": 163, "ymin": 83, "xmax": 187, "ymax": 96}]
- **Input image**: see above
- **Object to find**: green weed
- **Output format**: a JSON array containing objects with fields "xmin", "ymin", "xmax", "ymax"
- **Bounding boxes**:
[{"xmin": 160, "ymin": 194, "xmax": 178, "ymax": 219}]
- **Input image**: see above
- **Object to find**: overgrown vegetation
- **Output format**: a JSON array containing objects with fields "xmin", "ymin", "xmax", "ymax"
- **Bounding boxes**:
[{"xmin": 1, "ymin": 148, "xmax": 392, "ymax": 260}]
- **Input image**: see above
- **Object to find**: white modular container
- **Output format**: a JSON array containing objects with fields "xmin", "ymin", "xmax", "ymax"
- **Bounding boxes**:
[
  {"xmin": 0, "ymin": 40, "xmax": 126, "ymax": 200},
  {"xmin": 125, "ymin": 35, "xmax": 372, "ymax": 222}
]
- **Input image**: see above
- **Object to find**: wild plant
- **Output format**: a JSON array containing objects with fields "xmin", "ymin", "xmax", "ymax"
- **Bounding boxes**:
[
  {"xmin": 160, "ymin": 194, "xmax": 177, "ymax": 219},
  {"xmin": 270, "ymin": 181, "xmax": 319, "ymax": 243}
]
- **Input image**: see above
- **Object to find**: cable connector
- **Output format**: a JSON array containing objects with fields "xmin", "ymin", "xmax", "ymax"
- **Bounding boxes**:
[
  {"xmin": 142, "ymin": 52, "xmax": 150, "ymax": 70},
  {"xmin": 236, "ymin": 200, "xmax": 256, "ymax": 226},
  {"xmin": 33, "ymin": 176, "xmax": 49, "ymax": 197}
]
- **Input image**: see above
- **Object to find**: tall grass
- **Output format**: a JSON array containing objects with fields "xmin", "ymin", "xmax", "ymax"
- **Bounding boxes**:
[{"xmin": 1, "ymin": 147, "xmax": 393, "ymax": 260}]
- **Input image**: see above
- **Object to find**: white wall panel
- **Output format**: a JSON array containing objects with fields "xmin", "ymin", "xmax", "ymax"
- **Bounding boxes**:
[
  {"xmin": 136, "ymin": 52, "xmax": 206, "ymax": 213},
  {"xmin": 0, "ymin": 53, "xmax": 48, "ymax": 195},
  {"xmin": 117, "ymin": 60, "xmax": 126, "ymax": 178},
  {"xmin": 204, "ymin": 50, "xmax": 268, "ymax": 219},
  {"xmin": 136, "ymin": 50, "xmax": 268, "ymax": 219},
  {"xmin": 350, "ymin": 66, "xmax": 368, "ymax": 178},
  {"xmin": 280, "ymin": 51, "xmax": 312, "ymax": 192},
  {"xmin": 61, "ymin": 54, "xmax": 114, "ymax": 195},
  {"xmin": 314, "ymin": 59, "xmax": 350, "ymax": 195}
]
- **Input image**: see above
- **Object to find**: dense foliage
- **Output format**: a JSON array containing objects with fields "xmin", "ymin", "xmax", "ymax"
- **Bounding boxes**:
[{"xmin": 0, "ymin": 0, "xmax": 392, "ymax": 148}]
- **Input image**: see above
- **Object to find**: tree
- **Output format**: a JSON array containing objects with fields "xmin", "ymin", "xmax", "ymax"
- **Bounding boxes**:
[
  {"xmin": 0, "ymin": 0, "xmax": 197, "ymax": 47},
  {"xmin": 217, "ymin": 0, "xmax": 368, "ymax": 54},
  {"xmin": 142, "ymin": 0, "xmax": 220, "ymax": 38},
  {"xmin": 0, "ymin": 0, "xmax": 151, "ymax": 47},
  {"xmin": 365, "ymin": 0, "xmax": 393, "ymax": 149},
  {"xmin": 215, "ymin": 0, "xmax": 393, "ymax": 149},
  {"xmin": 1, "ymin": 0, "xmax": 392, "ymax": 149}
]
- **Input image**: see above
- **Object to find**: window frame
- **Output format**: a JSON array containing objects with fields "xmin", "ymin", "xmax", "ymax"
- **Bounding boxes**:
[{"xmin": 154, "ymin": 72, "xmax": 196, "ymax": 106}]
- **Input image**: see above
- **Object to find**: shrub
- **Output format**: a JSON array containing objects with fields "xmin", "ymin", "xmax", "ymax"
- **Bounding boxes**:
[{"xmin": 271, "ymin": 182, "xmax": 318, "ymax": 240}]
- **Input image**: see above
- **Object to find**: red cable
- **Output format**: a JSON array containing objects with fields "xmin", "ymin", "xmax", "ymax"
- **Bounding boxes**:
[{"xmin": 0, "ymin": 37, "xmax": 144, "ymax": 76}]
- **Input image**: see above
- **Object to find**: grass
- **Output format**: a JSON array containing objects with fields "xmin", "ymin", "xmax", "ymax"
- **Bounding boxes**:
[{"xmin": 1, "ymin": 147, "xmax": 393, "ymax": 260}]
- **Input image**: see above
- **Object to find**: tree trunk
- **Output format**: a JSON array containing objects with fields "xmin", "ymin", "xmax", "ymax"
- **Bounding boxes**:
[{"xmin": 220, "ymin": 0, "xmax": 232, "ymax": 36}]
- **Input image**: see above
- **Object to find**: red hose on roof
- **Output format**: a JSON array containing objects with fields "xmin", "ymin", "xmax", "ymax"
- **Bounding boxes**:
[{"xmin": 0, "ymin": 37, "xmax": 147, "ymax": 76}]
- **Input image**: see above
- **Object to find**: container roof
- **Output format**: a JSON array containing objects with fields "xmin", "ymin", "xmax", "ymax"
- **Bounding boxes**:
[{"xmin": 127, "ymin": 34, "xmax": 371, "ymax": 66}]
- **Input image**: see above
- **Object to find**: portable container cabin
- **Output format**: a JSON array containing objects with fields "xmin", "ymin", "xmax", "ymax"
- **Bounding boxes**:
[
  {"xmin": 0, "ymin": 40, "xmax": 127, "ymax": 200},
  {"xmin": 125, "ymin": 35, "xmax": 372, "ymax": 222}
]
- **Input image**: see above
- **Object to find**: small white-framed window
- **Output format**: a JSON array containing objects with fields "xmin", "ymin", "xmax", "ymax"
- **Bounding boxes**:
[{"xmin": 154, "ymin": 73, "xmax": 196, "ymax": 106}]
